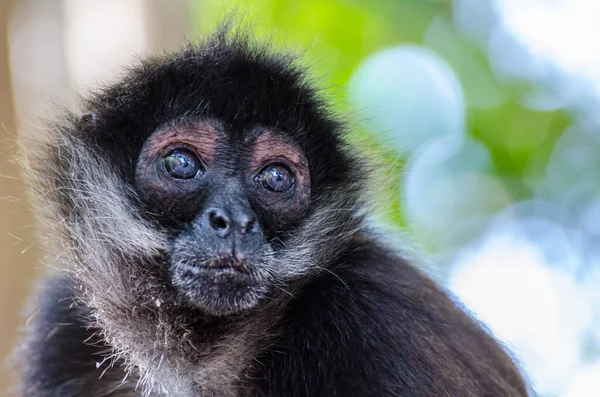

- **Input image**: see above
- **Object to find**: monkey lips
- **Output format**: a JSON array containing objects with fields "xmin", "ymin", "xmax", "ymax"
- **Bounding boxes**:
[{"xmin": 169, "ymin": 250, "xmax": 269, "ymax": 316}]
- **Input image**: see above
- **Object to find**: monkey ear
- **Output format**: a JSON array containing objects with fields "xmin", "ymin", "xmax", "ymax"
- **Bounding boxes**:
[{"xmin": 78, "ymin": 111, "xmax": 99, "ymax": 131}]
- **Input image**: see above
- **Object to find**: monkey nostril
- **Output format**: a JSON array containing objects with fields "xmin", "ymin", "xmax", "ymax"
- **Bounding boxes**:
[
  {"xmin": 213, "ymin": 216, "xmax": 227, "ymax": 229},
  {"xmin": 208, "ymin": 209, "xmax": 230, "ymax": 236},
  {"xmin": 240, "ymin": 216, "xmax": 257, "ymax": 235},
  {"xmin": 206, "ymin": 207, "xmax": 258, "ymax": 237}
]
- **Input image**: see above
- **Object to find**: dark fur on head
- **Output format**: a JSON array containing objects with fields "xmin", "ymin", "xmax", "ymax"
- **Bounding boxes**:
[{"xmin": 18, "ymin": 24, "xmax": 530, "ymax": 397}]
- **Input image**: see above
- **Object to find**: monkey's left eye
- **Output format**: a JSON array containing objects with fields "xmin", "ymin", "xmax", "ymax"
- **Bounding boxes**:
[
  {"xmin": 163, "ymin": 149, "xmax": 202, "ymax": 179},
  {"xmin": 256, "ymin": 164, "xmax": 294, "ymax": 192}
]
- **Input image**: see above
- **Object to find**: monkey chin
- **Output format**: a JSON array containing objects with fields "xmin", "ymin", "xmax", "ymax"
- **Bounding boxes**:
[{"xmin": 170, "ymin": 261, "xmax": 267, "ymax": 316}]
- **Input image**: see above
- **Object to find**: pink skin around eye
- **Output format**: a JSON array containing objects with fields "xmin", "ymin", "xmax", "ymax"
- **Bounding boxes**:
[
  {"xmin": 250, "ymin": 130, "xmax": 311, "ymax": 216},
  {"xmin": 135, "ymin": 121, "xmax": 220, "ymax": 206},
  {"xmin": 250, "ymin": 130, "xmax": 310, "ymax": 189},
  {"xmin": 145, "ymin": 121, "xmax": 219, "ymax": 167}
]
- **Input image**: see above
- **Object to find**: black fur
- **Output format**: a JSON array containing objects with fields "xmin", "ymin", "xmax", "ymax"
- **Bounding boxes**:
[
  {"xmin": 19, "ymin": 276, "xmax": 133, "ymax": 396},
  {"xmin": 17, "ymin": 26, "xmax": 529, "ymax": 396}
]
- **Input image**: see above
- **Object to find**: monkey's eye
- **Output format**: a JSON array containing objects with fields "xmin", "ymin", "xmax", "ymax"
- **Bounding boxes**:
[
  {"xmin": 163, "ymin": 149, "xmax": 202, "ymax": 179},
  {"xmin": 256, "ymin": 164, "xmax": 294, "ymax": 192}
]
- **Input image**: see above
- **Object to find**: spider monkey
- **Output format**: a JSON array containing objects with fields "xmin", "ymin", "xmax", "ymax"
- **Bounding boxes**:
[{"xmin": 16, "ymin": 25, "xmax": 529, "ymax": 397}]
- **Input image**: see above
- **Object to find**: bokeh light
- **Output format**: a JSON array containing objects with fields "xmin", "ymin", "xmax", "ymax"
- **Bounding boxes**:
[
  {"xmin": 349, "ymin": 45, "xmax": 465, "ymax": 153},
  {"xmin": 449, "ymin": 223, "xmax": 592, "ymax": 395}
]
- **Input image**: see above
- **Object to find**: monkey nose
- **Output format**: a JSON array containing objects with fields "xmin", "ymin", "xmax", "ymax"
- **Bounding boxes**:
[{"xmin": 205, "ymin": 207, "xmax": 257, "ymax": 238}]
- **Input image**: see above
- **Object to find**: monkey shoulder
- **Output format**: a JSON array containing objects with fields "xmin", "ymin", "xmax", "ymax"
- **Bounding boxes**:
[
  {"xmin": 249, "ymin": 244, "xmax": 528, "ymax": 397},
  {"xmin": 18, "ymin": 274, "xmax": 136, "ymax": 397}
]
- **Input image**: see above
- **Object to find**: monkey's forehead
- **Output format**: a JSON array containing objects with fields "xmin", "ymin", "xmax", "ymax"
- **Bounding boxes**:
[{"xmin": 85, "ymin": 36, "xmax": 328, "ymax": 139}]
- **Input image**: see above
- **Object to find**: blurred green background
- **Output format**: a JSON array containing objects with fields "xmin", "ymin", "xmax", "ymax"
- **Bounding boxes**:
[
  {"xmin": 2, "ymin": 0, "xmax": 600, "ymax": 395},
  {"xmin": 196, "ymin": 0, "xmax": 573, "ymax": 253}
]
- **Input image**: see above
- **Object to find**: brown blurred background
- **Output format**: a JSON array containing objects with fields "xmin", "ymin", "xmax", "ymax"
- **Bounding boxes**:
[
  {"xmin": 0, "ymin": 1, "xmax": 192, "ymax": 392},
  {"xmin": 0, "ymin": 0, "xmax": 35, "ymax": 392}
]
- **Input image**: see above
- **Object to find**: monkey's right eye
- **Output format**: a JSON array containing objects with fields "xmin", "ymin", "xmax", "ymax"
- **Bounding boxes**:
[{"xmin": 163, "ymin": 149, "xmax": 202, "ymax": 179}]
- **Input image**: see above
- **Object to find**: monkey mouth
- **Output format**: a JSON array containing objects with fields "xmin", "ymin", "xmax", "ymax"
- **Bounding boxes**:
[
  {"xmin": 204, "ymin": 256, "xmax": 248, "ymax": 270},
  {"xmin": 169, "ymin": 258, "xmax": 265, "ymax": 315},
  {"xmin": 174, "ymin": 261, "xmax": 248, "ymax": 277},
  {"xmin": 175, "ymin": 256, "xmax": 251, "ymax": 273}
]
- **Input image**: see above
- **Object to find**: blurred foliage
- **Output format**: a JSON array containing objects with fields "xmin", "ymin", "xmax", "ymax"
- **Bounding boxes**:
[{"xmin": 191, "ymin": 0, "xmax": 572, "ymax": 243}]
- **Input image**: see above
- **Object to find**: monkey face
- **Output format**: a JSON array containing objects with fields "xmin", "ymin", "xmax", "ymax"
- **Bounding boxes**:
[
  {"xmin": 135, "ymin": 120, "xmax": 312, "ymax": 315},
  {"xmin": 42, "ymin": 39, "xmax": 364, "ymax": 320}
]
